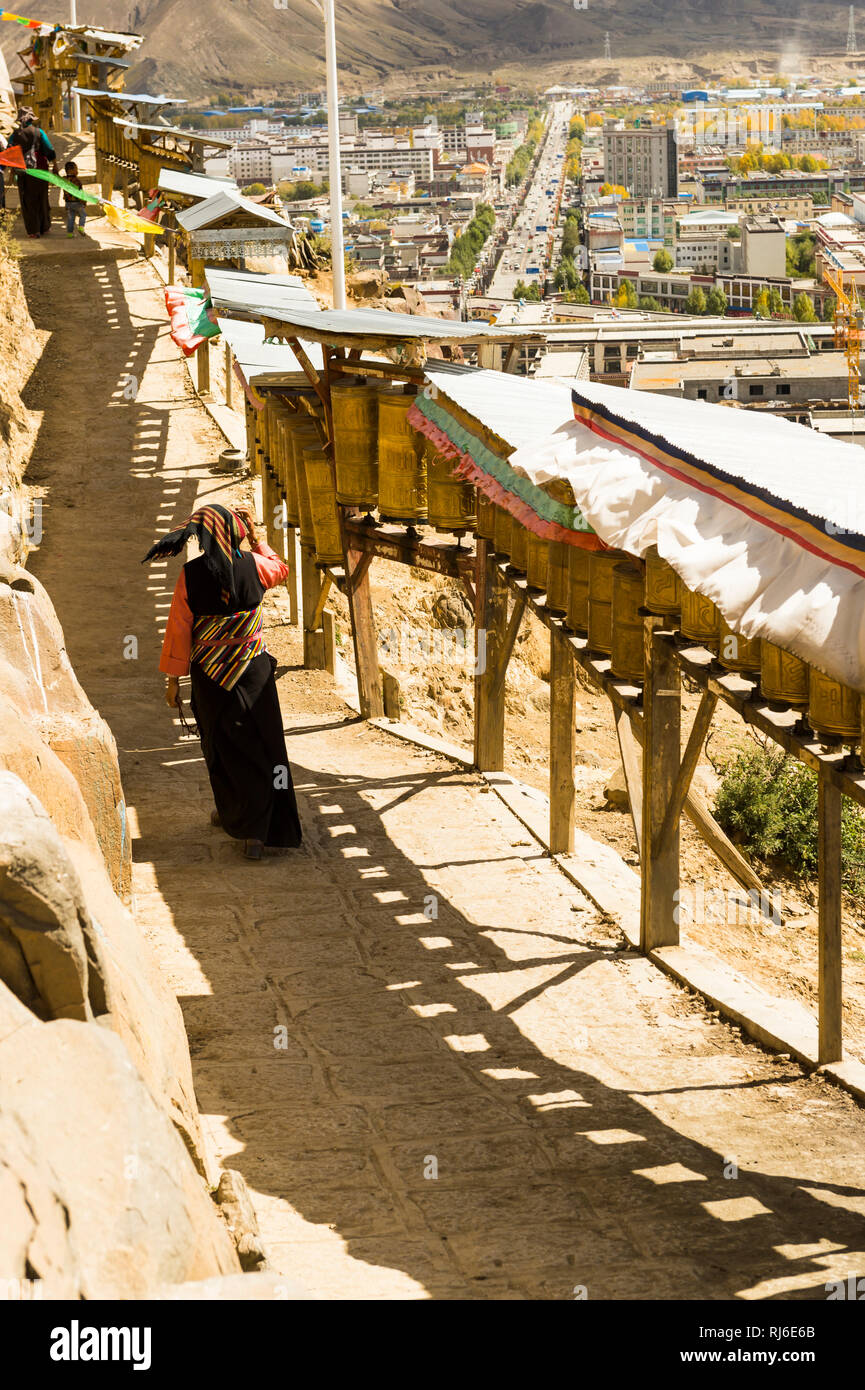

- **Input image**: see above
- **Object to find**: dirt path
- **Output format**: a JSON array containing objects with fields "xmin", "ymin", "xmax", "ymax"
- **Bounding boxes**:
[{"xmin": 22, "ymin": 224, "xmax": 865, "ymax": 1300}]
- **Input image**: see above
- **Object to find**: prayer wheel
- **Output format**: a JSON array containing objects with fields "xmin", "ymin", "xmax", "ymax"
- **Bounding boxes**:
[
  {"xmin": 545, "ymin": 541, "xmax": 570, "ymax": 616},
  {"xmin": 304, "ymin": 443, "xmax": 343, "ymax": 567},
  {"xmin": 588, "ymin": 549, "xmax": 625, "ymax": 655},
  {"xmin": 526, "ymin": 532, "xmax": 549, "ymax": 590},
  {"xmin": 278, "ymin": 415, "xmax": 301, "ymax": 527},
  {"xmin": 610, "ymin": 561, "xmax": 646, "ymax": 682},
  {"xmin": 425, "ymin": 442, "xmax": 476, "ymax": 536},
  {"xmin": 377, "ymin": 387, "xmax": 427, "ymax": 523},
  {"xmin": 760, "ymin": 641, "xmax": 809, "ymax": 708},
  {"xmin": 680, "ymin": 587, "xmax": 721, "ymax": 651},
  {"xmin": 808, "ymin": 668, "xmax": 861, "ymax": 742},
  {"xmin": 292, "ymin": 422, "xmax": 321, "ymax": 549},
  {"xmin": 493, "ymin": 505, "xmax": 512, "ymax": 559},
  {"xmin": 718, "ymin": 618, "xmax": 761, "ymax": 674},
  {"xmin": 476, "ymin": 492, "xmax": 496, "ymax": 541},
  {"xmin": 566, "ymin": 544, "xmax": 590, "ymax": 632},
  {"xmin": 331, "ymin": 380, "xmax": 378, "ymax": 509},
  {"xmin": 644, "ymin": 546, "xmax": 681, "ymax": 617},
  {"xmin": 509, "ymin": 518, "xmax": 528, "ymax": 575}
]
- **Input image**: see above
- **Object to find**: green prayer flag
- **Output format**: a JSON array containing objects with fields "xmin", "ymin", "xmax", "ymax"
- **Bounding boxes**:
[{"xmin": 26, "ymin": 169, "xmax": 102, "ymax": 205}]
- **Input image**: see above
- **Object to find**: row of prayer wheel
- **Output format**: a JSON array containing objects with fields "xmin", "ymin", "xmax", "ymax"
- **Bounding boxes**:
[{"xmin": 478, "ymin": 488, "xmax": 864, "ymax": 747}]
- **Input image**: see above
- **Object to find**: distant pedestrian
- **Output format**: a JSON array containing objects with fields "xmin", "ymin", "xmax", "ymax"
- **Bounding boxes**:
[
  {"xmin": 6, "ymin": 107, "xmax": 57, "ymax": 237},
  {"xmin": 63, "ymin": 161, "xmax": 87, "ymax": 237}
]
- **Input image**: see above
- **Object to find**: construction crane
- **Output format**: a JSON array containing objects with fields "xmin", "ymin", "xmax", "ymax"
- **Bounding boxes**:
[{"xmin": 824, "ymin": 263, "xmax": 862, "ymax": 410}]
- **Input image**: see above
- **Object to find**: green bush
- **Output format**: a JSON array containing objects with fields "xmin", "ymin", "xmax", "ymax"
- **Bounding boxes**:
[{"xmin": 714, "ymin": 744, "xmax": 865, "ymax": 895}]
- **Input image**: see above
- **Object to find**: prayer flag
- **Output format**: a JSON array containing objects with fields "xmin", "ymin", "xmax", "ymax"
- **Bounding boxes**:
[
  {"xmin": 103, "ymin": 202, "xmax": 166, "ymax": 235},
  {"xmin": 0, "ymin": 145, "xmax": 26, "ymax": 170},
  {"xmin": 165, "ymin": 287, "xmax": 220, "ymax": 357},
  {"xmin": 26, "ymin": 168, "xmax": 102, "ymax": 204}
]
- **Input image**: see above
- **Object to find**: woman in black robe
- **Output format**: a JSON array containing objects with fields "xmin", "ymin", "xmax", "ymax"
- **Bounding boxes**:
[
  {"xmin": 145, "ymin": 503, "xmax": 302, "ymax": 860},
  {"xmin": 7, "ymin": 107, "xmax": 57, "ymax": 238}
]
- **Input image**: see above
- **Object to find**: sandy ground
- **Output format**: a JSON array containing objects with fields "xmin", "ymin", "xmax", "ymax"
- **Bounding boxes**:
[{"xmin": 17, "ymin": 204, "xmax": 865, "ymax": 1300}]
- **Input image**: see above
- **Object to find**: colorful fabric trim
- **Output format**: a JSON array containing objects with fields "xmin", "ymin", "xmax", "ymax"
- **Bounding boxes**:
[
  {"xmin": 0, "ymin": 10, "xmax": 45, "ymax": 27},
  {"xmin": 410, "ymin": 394, "xmax": 601, "ymax": 550},
  {"xmin": 571, "ymin": 387, "xmax": 865, "ymax": 584},
  {"xmin": 191, "ymin": 606, "xmax": 265, "ymax": 690},
  {"xmin": 165, "ymin": 287, "xmax": 220, "ymax": 357},
  {"xmin": 142, "ymin": 503, "xmax": 247, "ymax": 607}
]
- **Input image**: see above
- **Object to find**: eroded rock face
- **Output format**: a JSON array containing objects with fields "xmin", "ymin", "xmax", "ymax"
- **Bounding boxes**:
[{"xmin": 0, "ymin": 1003, "xmax": 239, "ymax": 1299}]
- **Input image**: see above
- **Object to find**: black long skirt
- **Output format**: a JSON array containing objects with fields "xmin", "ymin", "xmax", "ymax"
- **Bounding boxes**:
[
  {"xmin": 190, "ymin": 652, "xmax": 302, "ymax": 848},
  {"xmin": 16, "ymin": 171, "xmax": 51, "ymax": 236}
]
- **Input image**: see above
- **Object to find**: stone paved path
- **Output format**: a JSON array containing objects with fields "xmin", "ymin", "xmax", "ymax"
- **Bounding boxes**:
[{"xmin": 25, "ymin": 223, "xmax": 865, "ymax": 1301}]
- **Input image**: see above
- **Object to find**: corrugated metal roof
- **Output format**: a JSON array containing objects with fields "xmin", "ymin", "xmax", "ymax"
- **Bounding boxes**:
[
  {"xmin": 217, "ymin": 317, "xmax": 323, "ymax": 381},
  {"xmin": 259, "ymin": 305, "xmax": 547, "ymax": 349},
  {"xmin": 67, "ymin": 26, "xmax": 142, "ymax": 47},
  {"xmin": 205, "ymin": 268, "xmax": 319, "ymax": 317},
  {"xmin": 177, "ymin": 189, "xmax": 291, "ymax": 231},
  {"xmin": 116, "ymin": 119, "xmax": 235, "ymax": 148},
  {"xmin": 158, "ymin": 168, "xmax": 238, "ymax": 199}
]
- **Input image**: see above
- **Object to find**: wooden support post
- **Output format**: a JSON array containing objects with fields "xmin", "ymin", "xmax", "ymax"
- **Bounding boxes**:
[
  {"xmin": 322, "ymin": 609, "xmax": 336, "ymax": 675},
  {"xmin": 640, "ymin": 617, "xmax": 681, "ymax": 953},
  {"xmin": 654, "ymin": 691, "xmax": 717, "ymax": 857},
  {"xmin": 301, "ymin": 545, "xmax": 328, "ymax": 670},
  {"xmin": 818, "ymin": 770, "xmax": 843, "ymax": 1064},
  {"xmin": 346, "ymin": 546, "xmax": 384, "ymax": 719},
  {"xmin": 615, "ymin": 705, "xmax": 644, "ymax": 855},
  {"xmin": 382, "ymin": 670, "xmax": 401, "ymax": 720},
  {"xmin": 197, "ymin": 339, "xmax": 211, "ymax": 396},
  {"xmin": 143, "ymin": 232, "xmax": 155, "ymax": 259},
  {"xmin": 549, "ymin": 625, "xmax": 576, "ymax": 854},
  {"xmin": 167, "ymin": 229, "xmax": 176, "ymax": 285},
  {"xmin": 474, "ymin": 537, "xmax": 508, "ymax": 771},
  {"xmin": 225, "ymin": 341, "xmax": 234, "ymax": 410},
  {"xmin": 284, "ymin": 525, "xmax": 299, "ymax": 626}
]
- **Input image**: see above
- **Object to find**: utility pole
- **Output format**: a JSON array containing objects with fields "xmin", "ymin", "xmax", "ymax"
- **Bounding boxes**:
[
  {"xmin": 847, "ymin": 4, "xmax": 857, "ymax": 55},
  {"xmin": 322, "ymin": 0, "xmax": 347, "ymax": 309},
  {"xmin": 604, "ymin": 31, "xmax": 612, "ymax": 62}
]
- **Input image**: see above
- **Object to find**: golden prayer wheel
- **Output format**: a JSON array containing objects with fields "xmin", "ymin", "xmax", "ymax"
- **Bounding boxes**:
[
  {"xmin": 377, "ymin": 387, "xmax": 427, "ymax": 523},
  {"xmin": 644, "ymin": 545, "xmax": 681, "ymax": 616},
  {"xmin": 760, "ymin": 641, "xmax": 810, "ymax": 708},
  {"xmin": 304, "ymin": 443, "xmax": 343, "ymax": 567},
  {"xmin": 278, "ymin": 416, "xmax": 301, "ymax": 527},
  {"xmin": 526, "ymin": 532, "xmax": 549, "ymax": 590},
  {"xmin": 546, "ymin": 542, "xmax": 570, "ymax": 616},
  {"xmin": 588, "ymin": 549, "xmax": 625, "ymax": 655},
  {"xmin": 680, "ymin": 587, "xmax": 721, "ymax": 651},
  {"xmin": 493, "ymin": 505, "xmax": 512, "ymax": 559},
  {"xmin": 425, "ymin": 442, "xmax": 476, "ymax": 536},
  {"xmin": 292, "ymin": 423, "xmax": 321, "ymax": 549},
  {"xmin": 566, "ymin": 544, "xmax": 590, "ymax": 632},
  {"xmin": 610, "ymin": 561, "xmax": 646, "ymax": 682},
  {"xmin": 509, "ymin": 518, "xmax": 528, "ymax": 575},
  {"xmin": 808, "ymin": 668, "xmax": 861, "ymax": 742},
  {"xmin": 718, "ymin": 618, "xmax": 761, "ymax": 674},
  {"xmin": 476, "ymin": 492, "xmax": 496, "ymax": 541},
  {"xmin": 331, "ymin": 381, "xmax": 379, "ymax": 509}
]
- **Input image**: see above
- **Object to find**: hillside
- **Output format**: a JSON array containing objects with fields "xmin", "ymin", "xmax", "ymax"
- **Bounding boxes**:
[{"xmin": 2, "ymin": 0, "xmax": 863, "ymax": 101}]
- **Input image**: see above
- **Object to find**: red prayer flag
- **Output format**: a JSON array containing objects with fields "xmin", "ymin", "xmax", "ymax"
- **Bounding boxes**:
[{"xmin": 0, "ymin": 146, "xmax": 26, "ymax": 170}]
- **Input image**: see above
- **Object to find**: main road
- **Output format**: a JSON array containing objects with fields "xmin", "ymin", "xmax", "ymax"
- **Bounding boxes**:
[{"xmin": 486, "ymin": 99, "xmax": 574, "ymax": 301}]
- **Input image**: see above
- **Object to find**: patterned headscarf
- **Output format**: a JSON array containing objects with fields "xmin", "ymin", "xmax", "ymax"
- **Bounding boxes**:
[{"xmin": 142, "ymin": 503, "xmax": 247, "ymax": 605}]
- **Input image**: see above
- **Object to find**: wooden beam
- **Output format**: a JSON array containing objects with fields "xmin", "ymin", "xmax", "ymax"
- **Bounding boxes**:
[
  {"xmin": 224, "ymin": 341, "xmax": 234, "ymax": 410},
  {"xmin": 347, "ymin": 550, "xmax": 374, "ymax": 596},
  {"xmin": 654, "ymin": 691, "xmax": 718, "ymax": 858},
  {"xmin": 346, "ymin": 546, "xmax": 384, "ymax": 719},
  {"xmin": 287, "ymin": 335, "xmax": 327, "ymax": 408},
  {"xmin": 474, "ymin": 538, "xmax": 508, "ymax": 771},
  {"xmin": 307, "ymin": 572, "xmax": 333, "ymax": 633},
  {"xmin": 504, "ymin": 342, "xmax": 521, "ymax": 374},
  {"xmin": 615, "ymin": 705, "xmax": 644, "ymax": 855},
  {"xmin": 818, "ymin": 770, "xmax": 843, "ymax": 1064},
  {"xmin": 490, "ymin": 591, "xmax": 526, "ymax": 699},
  {"xmin": 301, "ymin": 544, "xmax": 327, "ymax": 670},
  {"xmin": 640, "ymin": 618, "xmax": 681, "ymax": 952},
  {"xmin": 549, "ymin": 626, "xmax": 576, "ymax": 854}
]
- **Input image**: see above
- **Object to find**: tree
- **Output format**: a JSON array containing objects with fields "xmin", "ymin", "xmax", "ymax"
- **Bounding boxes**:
[
  {"xmin": 514, "ymin": 279, "xmax": 541, "ymax": 302},
  {"xmin": 652, "ymin": 248, "xmax": 673, "ymax": 272},
  {"xmin": 823, "ymin": 294, "xmax": 837, "ymax": 322},
  {"xmin": 615, "ymin": 278, "xmax": 638, "ymax": 309},
  {"xmin": 754, "ymin": 288, "xmax": 771, "ymax": 317},
  {"xmin": 705, "ymin": 286, "xmax": 728, "ymax": 316},
  {"xmin": 638, "ymin": 295, "xmax": 663, "ymax": 311},
  {"xmin": 792, "ymin": 291, "xmax": 818, "ymax": 322},
  {"xmin": 768, "ymin": 288, "xmax": 784, "ymax": 315},
  {"xmin": 565, "ymin": 284, "xmax": 590, "ymax": 303},
  {"xmin": 684, "ymin": 286, "xmax": 707, "ymax": 315},
  {"xmin": 242, "ymin": 183, "xmax": 267, "ymax": 196}
]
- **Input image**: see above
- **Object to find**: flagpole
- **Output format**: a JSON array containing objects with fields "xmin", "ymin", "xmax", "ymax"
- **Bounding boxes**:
[{"xmin": 69, "ymin": 0, "xmax": 81, "ymax": 132}]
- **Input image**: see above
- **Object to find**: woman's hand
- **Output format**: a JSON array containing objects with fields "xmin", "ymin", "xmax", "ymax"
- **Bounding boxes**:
[
  {"xmin": 235, "ymin": 505, "xmax": 258, "ymax": 546},
  {"xmin": 165, "ymin": 676, "xmax": 180, "ymax": 708}
]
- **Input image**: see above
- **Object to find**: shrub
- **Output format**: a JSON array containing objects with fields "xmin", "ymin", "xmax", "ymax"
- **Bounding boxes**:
[{"xmin": 713, "ymin": 743, "xmax": 865, "ymax": 895}]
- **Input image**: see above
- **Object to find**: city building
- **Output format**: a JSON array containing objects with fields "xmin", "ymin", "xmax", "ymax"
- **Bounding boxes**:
[{"xmin": 603, "ymin": 119, "xmax": 679, "ymax": 198}]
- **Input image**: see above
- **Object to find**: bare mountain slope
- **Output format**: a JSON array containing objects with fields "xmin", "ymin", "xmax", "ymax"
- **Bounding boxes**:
[{"xmin": 2, "ymin": 0, "xmax": 858, "ymax": 99}]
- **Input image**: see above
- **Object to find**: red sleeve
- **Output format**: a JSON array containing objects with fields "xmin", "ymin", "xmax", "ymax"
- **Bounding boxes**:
[
  {"xmin": 252, "ymin": 540, "xmax": 290, "ymax": 591},
  {"xmin": 159, "ymin": 568, "xmax": 194, "ymax": 676}
]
